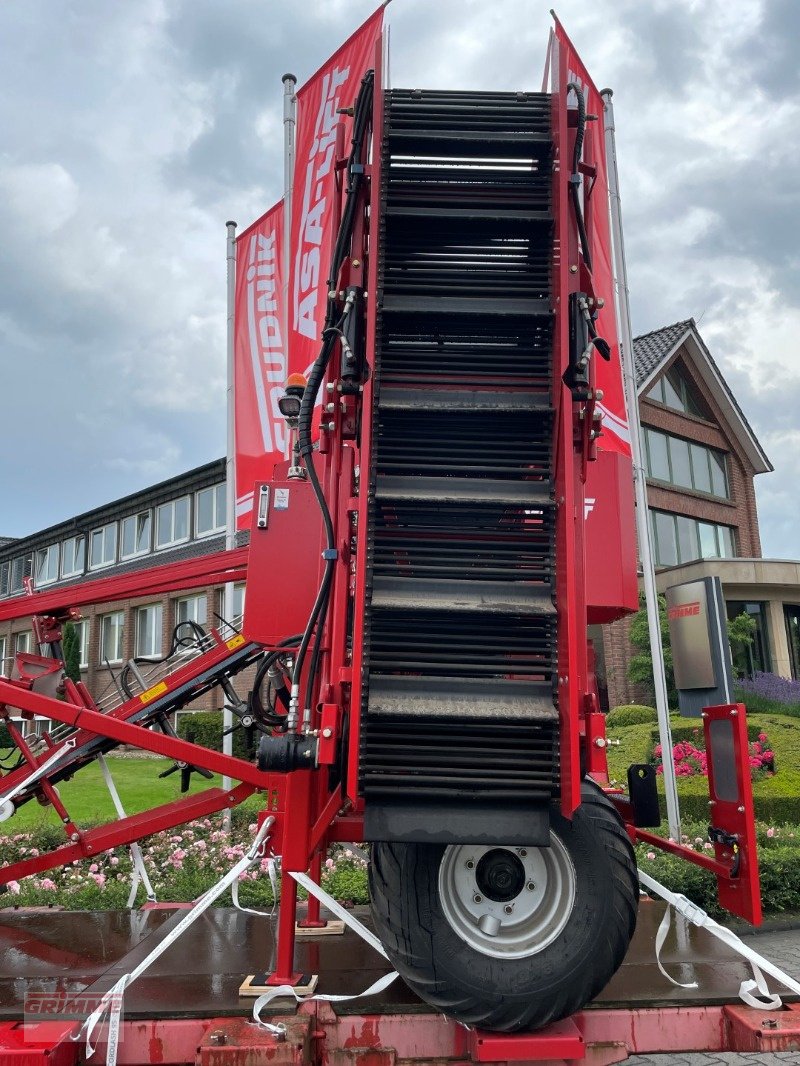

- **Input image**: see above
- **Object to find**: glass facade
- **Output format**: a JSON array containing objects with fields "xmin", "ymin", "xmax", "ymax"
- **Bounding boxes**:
[
  {"xmin": 727, "ymin": 601, "xmax": 771, "ymax": 677},
  {"xmin": 785, "ymin": 605, "xmax": 800, "ymax": 680},
  {"xmin": 649, "ymin": 509, "xmax": 736, "ymax": 568},
  {"xmin": 644, "ymin": 428, "xmax": 729, "ymax": 498}
]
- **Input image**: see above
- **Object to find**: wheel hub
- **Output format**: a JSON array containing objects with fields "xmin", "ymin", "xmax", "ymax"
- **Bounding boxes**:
[
  {"xmin": 438, "ymin": 838, "xmax": 577, "ymax": 959},
  {"xmin": 475, "ymin": 848, "xmax": 526, "ymax": 902}
]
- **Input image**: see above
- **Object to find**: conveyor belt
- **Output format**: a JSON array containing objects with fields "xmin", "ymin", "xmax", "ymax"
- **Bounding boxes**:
[{"xmin": 360, "ymin": 89, "xmax": 559, "ymax": 839}]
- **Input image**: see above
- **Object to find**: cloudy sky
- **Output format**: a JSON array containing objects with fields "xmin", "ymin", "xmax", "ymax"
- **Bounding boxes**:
[{"xmin": 0, "ymin": 0, "xmax": 798, "ymax": 556}]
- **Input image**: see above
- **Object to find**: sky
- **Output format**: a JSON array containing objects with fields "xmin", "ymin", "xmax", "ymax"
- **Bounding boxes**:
[{"xmin": 0, "ymin": 0, "xmax": 798, "ymax": 556}]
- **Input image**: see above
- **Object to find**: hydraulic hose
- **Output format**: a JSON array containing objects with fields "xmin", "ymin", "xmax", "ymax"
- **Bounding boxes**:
[
  {"xmin": 567, "ymin": 82, "xmax": 592, "ymax": 273},
  {"xmin": 120, "ymin": 620, "xmax": 209, "ymax": 699},
  {"xmin": 248, "ymin": 634, "xmax": 304, "ymax": 729},
  {"xmin": 290, "ymin": 69, "xmax": 374, "ymax": 725}
]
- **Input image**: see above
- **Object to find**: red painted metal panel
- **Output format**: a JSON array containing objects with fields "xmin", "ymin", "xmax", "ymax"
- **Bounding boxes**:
[
  {"xmin": 703, "ymin": 702, "xmax": 762, "ymax": 924},
  {"xmin": 243, "ymin": 469, "xmax": 324, "ymax": 647},
  {"xmin": 724, "ymin": 1002, "xmax": 800, "ymax": 1053},
  {"xmin": 469, "ymin": 1017, "xmax": 585, "ymax": 1061},
  {"xmin": 0, "ymin": 1020, "xmax": 79, "ymax": 1065},
  {"xmin": 585, "ymin": 449, "xmax": 638, "ymax": 622}
]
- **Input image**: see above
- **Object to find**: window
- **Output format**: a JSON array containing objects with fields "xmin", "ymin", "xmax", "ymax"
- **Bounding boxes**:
[
  {"xmin": 727, "ymin": 601, "xmax": 771, "ymax": 677},
  {"xmin": 195, "ymin": 484, "xmax": 226, "ymax": 537},
  {"xmin": 14, "ymin": 632, "xmax": 31, "ymax": 655},
  {"xmin": 34, "ymin": 544, "xmax": 60, "ymax": 586},
  {"xmin": 643, "ymin": 428, "xmax": 729, "ymax": 499},
  {"xmin": 218, "ymin": 582, "xmax": 245, "ymax": 629},
  {"xmin": 61, "ymin": 536, "xmax": 86, "ymax": 578},
  {"xmin": 224, "ymin": 582, "xmax": 245, "ymax": 620},
  {"xmin": 646, "ymin": 363, "xmax": 709, "ymax": 419},
  {"xmin": 156, "ymin": 497, "xmax": 190, "ymax": 548},
  {"xmin": 0, "ymin": 636, "xmax": 7, "ymax": 676},
  {"xmin": 176, "ymin": 594, "xmax": 207, "ymax": 626},
  {"xmin": 135, "ymin": 604, "xmax": 163, "ymax": 659},
  {"xmin": 785, "ymin": 605, "xmax": 800, "ymax": 681},
  {"xmin": 90, "ymin": 523, "xmax": 117, "ymax": 570},
  {"xmin": 121, "ymin": 511, "xmax": 152, "ymax": 559},
  {"xmin": 652, "ymin": 511, "xmax": 678, "ymax": 567},
  {"xmin": 649, "ymin": 509, "xmax": 736, "ymax": 568},
  {"xmin": 10, "ymin": 554, "xmax": 32, "ymax": 593},
  {"xmin": 0, "ymin": 562, "xmax": 9, "ymax": 597},
  {"xmin": 100, "ymin": 611, "xmax": 125, "ymax": 664},
  {"xmin": 72, "ymin": 619, "xmax": 89, "ymax": 668}
]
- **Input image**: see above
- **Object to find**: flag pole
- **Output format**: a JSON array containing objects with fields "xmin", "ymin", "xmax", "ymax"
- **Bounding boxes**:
[
  {"xmin": 602, "ymin": 89, "xmax": 681, "ymax": 840},
  {"xmin": 282, "ymin": 72, "xmax": 297, "ymax": 459},
  {"xmin": 223, "ymin": 219, "xmax": 237, "ymax": 820}
]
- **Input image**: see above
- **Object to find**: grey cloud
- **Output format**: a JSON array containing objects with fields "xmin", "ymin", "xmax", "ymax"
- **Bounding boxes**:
[{"xmin": 0, "ymin": 0, "xmax": 798, "ymax": 563}]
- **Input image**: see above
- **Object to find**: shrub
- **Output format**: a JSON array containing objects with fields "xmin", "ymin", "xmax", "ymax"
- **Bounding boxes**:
[
  {"xmin": 176, "ymin": 710, "xmax": 251, "ymax": 760},
  {"xmin": 738, "ymin": 672, "xmax": 800, "ymax": 707},
  {"xmin": 608, "ymin": 713, "xmax": 800, "ymax": 825},
  {"xmin": 607, "ymin": 705, "xmax": 657, "ymax": 728}
]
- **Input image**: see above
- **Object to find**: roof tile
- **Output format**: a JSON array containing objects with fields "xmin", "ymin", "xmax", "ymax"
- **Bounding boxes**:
[{"xmin": 633, "ymin": 319, "xmax": 692, "ymax": 386}]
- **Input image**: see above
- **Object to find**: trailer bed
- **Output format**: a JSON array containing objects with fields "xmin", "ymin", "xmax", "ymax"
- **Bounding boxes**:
[{"xmin": 1, "ymin": 901, "xmax": 798, "ymax": 1064}]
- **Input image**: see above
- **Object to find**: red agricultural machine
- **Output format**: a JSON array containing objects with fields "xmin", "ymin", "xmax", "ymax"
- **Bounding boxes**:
[{"xmin": 0, "ymin": 15, "xmax": 781, "ymax": 1064}]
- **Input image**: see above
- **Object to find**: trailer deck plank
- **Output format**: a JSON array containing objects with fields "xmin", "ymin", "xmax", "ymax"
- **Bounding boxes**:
[{"xmin": 0, "ymin": 901, "xmax": 790, "ymax": 1022}]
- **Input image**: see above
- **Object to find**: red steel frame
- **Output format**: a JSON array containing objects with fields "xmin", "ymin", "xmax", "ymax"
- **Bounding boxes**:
[
  {"xmin": 4, "ymin": 1001, "xmax": 800, "ymax": 1064},
  {"xmin": 0, "ymin": 30, "xmax": 767, "ymax": 1060}
]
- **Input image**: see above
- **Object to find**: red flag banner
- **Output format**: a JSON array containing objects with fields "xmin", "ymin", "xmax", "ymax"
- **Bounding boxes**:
[
  {"xmin": 552, "ymin": 17, "xmax": 630, "ymax": 457},
  {"xmin": 289, "ymin": 5, "xmax": 383, "ymax": 383},
  {"xmin": 234, "ymin": 202, "xmax": 286, "ymax": 529}
]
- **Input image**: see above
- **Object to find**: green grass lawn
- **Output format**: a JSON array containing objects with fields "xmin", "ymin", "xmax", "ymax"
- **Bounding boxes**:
[{"xmin": 5, "ymin": 755, "xmax": 262, "ymax": 831}]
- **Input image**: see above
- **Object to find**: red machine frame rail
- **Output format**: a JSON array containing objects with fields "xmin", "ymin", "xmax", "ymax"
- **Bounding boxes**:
[{"xmin": 0, "ymin": 547, "xmax": 248, "ymax": 624}]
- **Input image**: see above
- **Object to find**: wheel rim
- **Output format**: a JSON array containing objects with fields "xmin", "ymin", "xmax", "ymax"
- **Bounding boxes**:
[{"xmin": 437, "ymin": 837, "xmax": 577, "ymax": 959}]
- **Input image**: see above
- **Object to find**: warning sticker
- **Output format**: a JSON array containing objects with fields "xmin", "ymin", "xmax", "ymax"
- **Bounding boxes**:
[
  {"xmin": 140, "ymin": 681, "xmax": 168, "ymax": 705},
  {"xmin": 274, "ymin": 488, "xmax": 290, "ymax": 510}
]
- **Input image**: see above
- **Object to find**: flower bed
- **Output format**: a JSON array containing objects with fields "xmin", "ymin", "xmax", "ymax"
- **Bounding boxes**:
[
  {"xmin": 2, "ymin": 810, "xmax": 800, "ymax": 921},
  {"xmin": 652, "ymin": 729, "xmax": 775, "ymax": 779},
  {"xmin": 0, "ymin": 818, "xmax": 369, "ymax": 910}
]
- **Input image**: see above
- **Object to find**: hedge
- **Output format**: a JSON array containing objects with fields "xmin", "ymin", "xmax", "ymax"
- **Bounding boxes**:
[
  {"xmin": 607, "ymin": 705, "xmax": 657, "ymax": 728},
  {"xmin": 606, "ymin": 713, "xmax": 800, "ymax": 824},
  {"xmin": 176, "ymin": 710, "xmax": 251, "ymax": 760}
]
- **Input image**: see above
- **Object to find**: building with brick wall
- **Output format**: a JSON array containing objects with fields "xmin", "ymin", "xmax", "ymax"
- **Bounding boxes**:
[
  {"xmin": 0, "ymin": 460, "xmax": 251, "ymax": 736},
  {"xmin": 0, "ymin": 317, "xmax": 794, "ymax": 728},
  {"xmin": 595, "ymin": 318, "xmax": 800, "ymax": 710}
]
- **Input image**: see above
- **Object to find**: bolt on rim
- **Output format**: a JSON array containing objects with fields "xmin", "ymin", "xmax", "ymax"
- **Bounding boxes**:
[{"xmin": 437, "ymin": 837, "xmax": 577, "ymax": 959}]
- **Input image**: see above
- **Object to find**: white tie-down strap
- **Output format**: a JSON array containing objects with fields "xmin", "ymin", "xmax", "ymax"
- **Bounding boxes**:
[
  {"xmin": 0, "ymin": 738, "xmax": 76, "ymax": 817},
  {"xmin": 251, "ymin": 870, "xmax": 399, "ymax": 1038},
  {"xmin": 77, "ymin": 816, "xmax": 275, "ymax": 1065},
  {"xmin": 639, "ymin": 867, "xmax": 800, "ymax": 1009},
  {"xmin": 232, "ymin": 853, "xmax": 280, "ymax": 916},
  {"xmin": 96, "ymin": 755, "xmax": 156, "ymax": 906}
]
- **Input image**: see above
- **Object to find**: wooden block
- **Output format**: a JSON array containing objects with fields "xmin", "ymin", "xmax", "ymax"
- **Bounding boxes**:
[
  {"xmin": 238, "ymin": 973, "xmax": 319, "ymax": 998},
  {"xmin": 295, "ymin": 919, "xmax": 346, "ymax": 938}
]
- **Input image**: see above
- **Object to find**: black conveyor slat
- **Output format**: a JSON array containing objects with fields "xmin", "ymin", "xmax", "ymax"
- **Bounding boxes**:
[{"xmin": 360, "ymin": 88, "xmax": 558, "ymax": 831}]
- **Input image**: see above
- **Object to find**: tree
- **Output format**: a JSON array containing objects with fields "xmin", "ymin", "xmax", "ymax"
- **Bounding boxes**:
[
  {"xmin": 627, "ymin": 593, "xmax": 676, "ymax": 706},
  {"xmin": 626, "ymin": 594, "xmax": 756, "ymax": 705},
  {"xmin": 62, "ymin": 621, "xmax": 82, "ymax": 684}
]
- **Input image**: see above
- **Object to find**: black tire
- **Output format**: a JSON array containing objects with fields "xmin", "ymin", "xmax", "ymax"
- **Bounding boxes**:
[{"xmin": 368, "ymin": 780, "xmax": 638, "ymax": 1032}]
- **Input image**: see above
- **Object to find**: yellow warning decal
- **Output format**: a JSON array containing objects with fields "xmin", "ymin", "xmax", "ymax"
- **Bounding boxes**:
[
  {"xmin": 226, "ymin": 633, "xmax": 246, "ymax": 650},
  {"xmin": 140, "ymin": 681, "xmax": 168, "ymax": 705}
]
